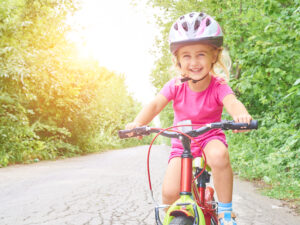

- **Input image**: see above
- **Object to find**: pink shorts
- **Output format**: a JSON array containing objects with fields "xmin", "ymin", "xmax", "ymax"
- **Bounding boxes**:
[{"xmin": 168, "ymin": 134, "xmax": 228, "ymax": 163}]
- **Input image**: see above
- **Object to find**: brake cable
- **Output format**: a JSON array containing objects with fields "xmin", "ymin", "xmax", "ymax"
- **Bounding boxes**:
[{"xmin": 146, "ymin": 124, "xmax": 208, "ymax": 206}]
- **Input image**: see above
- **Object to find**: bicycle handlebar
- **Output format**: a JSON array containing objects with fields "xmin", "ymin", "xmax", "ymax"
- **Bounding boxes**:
[{"xmin": 118, "ymin": 120, "xmax": 258, "ymax": 139}]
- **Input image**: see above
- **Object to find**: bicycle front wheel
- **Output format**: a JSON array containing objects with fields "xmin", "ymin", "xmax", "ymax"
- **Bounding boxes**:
[{"xmin": 169, "ymin": 216, "xmax": 193, "ymax": 225}]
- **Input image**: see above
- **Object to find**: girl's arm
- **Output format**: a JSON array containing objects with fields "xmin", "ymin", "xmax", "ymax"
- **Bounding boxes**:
[
  {"xmin": 126, "ymin": 94, "xmax": 169, "ymax": 130},
  {"xmin": 223, "ymin": 94, "xmax": 252, "ymax": 132}
]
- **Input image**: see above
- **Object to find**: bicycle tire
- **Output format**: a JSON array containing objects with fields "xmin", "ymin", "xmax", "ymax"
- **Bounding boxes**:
[
  {"xmin": 211, "ymin": 217, "xmax": 218, "ymax": 225},
  {"xmin": 169, "ymin": 216, "xmax": 193, "ymax": 225}
]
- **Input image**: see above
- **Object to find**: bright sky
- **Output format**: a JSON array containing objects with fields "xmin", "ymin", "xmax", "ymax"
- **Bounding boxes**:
[{"xmin": 68, "ymin": 0, "xmax": 161, "ymax": 104}]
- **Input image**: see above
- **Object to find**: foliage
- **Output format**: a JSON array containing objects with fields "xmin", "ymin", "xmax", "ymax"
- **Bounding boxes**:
[
  {"xmin": 0, "ymin": 0, "xmax": 146, "ymax": 167},
  {"xmin": 226, "ymin": 114, "xmax": 300, "ymax": 200},
  {"xmin": 148, "ymin": 0, "xmax": 300, "ymax": 201}
]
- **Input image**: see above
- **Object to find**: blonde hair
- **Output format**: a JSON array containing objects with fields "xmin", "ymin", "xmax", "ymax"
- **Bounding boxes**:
[
  {"xmin": 171, "ymin": 46, "xmax": 232, "ymax": 83},
  {"xmin": 212, "ymin": 47, "xmax": 231, "ymax": 81}
]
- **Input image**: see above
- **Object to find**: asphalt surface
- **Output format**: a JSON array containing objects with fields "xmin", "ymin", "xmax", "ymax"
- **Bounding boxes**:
[{"xmin": 0, "ymin": 145, "xmax": 299, "ymax": 225}]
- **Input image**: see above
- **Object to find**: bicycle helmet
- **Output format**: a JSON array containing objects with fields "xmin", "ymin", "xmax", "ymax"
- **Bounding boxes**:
[{"xmin": 169, "ymin": 12, "xmax": 223, "ymax": 55}]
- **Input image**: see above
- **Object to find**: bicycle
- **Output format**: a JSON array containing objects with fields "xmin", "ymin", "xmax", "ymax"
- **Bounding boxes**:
[{"xmin": 118, "ymin": 120, "xmax": 258, "ymax": 225}]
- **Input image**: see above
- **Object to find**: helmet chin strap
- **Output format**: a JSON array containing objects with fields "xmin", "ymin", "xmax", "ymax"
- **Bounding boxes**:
[{"xmin": 180, "ymin": 73, "xmax": 209, "ymax": 83}]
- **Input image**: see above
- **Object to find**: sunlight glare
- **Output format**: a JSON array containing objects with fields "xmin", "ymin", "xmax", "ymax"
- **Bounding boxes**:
[{"xmin": 68, "ymin": 0, "xmax": 161, "ymax": 104}]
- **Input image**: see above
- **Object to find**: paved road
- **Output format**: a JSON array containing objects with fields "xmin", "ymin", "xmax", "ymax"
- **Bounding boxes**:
[{"xmin": 0, "ymin": 145, "xmax": 299, "ymax": 225}]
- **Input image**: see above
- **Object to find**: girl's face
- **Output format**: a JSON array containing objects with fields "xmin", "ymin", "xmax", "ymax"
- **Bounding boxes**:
[{"xmin": 177, "ymin": 44, "xmax": 218, "ymax": 81}]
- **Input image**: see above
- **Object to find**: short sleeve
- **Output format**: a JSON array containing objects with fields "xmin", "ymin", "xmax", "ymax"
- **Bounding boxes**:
[
  {"xmin": 216, "ymin": 82, "xmax": 234, "ymax": 105},
  {"xmin": 159, "ymin": 78, "xmax": 176, "ymax": 101}
]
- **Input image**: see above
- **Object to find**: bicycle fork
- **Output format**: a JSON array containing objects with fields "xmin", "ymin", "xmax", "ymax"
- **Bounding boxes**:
[{"xmin": 193, "ymin": 156, "xmax": 218, "ymax": 225}]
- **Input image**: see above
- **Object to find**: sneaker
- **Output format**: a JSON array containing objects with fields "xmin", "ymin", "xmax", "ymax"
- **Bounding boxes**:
[{"xmin": 218, "ymin": 212, "xmax": 237, "ymax": 225}]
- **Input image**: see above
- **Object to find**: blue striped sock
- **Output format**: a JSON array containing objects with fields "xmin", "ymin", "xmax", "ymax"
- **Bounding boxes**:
[{"xmin": 218, "ymin": 202, "xmax": 232, "ymax": 214}]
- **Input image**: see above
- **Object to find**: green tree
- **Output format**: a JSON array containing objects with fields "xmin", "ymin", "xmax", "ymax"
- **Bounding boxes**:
[{"xmin": 0, "ymin": 0, "xmax": 145, "ymax": 166}]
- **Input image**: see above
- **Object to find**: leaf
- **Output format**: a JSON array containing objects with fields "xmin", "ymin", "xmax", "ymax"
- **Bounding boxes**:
[{"xmin": 294, "ymin": 78, "xmax": 300, "ymax": 86}]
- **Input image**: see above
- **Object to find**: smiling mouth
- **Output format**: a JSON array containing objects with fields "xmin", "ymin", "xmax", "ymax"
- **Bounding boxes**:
[{"xmin": 189, "ymin": 68, "xmax": 202, "ymax": 73}]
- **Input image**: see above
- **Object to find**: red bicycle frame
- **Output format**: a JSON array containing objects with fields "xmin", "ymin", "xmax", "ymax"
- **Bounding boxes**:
[{"xmin": 179, "ymin": 135, "xmax": 218, "ymax": 224}]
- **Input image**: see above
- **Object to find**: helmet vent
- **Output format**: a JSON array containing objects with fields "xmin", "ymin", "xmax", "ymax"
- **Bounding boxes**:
[
  {"xmin": 180, "ymin": 16, "xmax": 185, "ymax": 20},
  {"xmin": 182, "ymin": 22, "xmax": 188, "ymax": 31},
  {"xmin": 189, "ymin": 13, "xmax": 195, "ymax": 17},
  {"xmin": 174, "ymin": 23, "xmax": 178, "ymax": 30},
  {"xmin": 194, "ymin": 20, "xmax": 200, "ymax": 30},
  {"xmin": 206, "ymin": 18, "xmax": 211, "ymax": 26},
  {"xmin": 200, "ymin": 12, "xmax": 204, "ymax": 17}
]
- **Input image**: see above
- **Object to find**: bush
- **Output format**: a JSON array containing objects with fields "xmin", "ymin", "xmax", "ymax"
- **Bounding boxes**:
[{"xmin": 227, "ymin": 114, "xmax": 300, "ymax": 199}]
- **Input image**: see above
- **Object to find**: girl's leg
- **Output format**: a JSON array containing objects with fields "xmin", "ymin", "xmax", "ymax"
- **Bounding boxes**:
[
  {"xmin": 162, "ymin": 157, "xmax": 181, "ymax": 205},
  {"xmin": 204, "ymin": 139, "xmax": 237, "ymax": 224},
  {"xmin": 203, "ymin": 139, "xmax": 233, "ymax": 203}
]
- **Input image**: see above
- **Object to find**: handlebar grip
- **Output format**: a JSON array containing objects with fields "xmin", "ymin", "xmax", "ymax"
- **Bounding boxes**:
[
  {"xmin": 118, "ymin": 126, "xmax": 149, "ymax": 139},
  {"xmin": 229, "ymin": 120, "xmax": 258, "ymax": 130},
  {"xmin": 248, "ymin": 120, "xmax": 258, "ymax": 129}
]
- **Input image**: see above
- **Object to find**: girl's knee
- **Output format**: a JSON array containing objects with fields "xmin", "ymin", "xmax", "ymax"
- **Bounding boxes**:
[
  {"xmin": 162, "ymin": 186, "xmax": 179, "ymax": 204},
  {"xmin": 205, "ymin": 141, "xmax": 230, "ymax": 169}
]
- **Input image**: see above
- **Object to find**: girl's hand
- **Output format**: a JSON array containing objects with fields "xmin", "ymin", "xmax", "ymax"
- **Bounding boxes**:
[
  {"xmin": 223, "ymin": 94, "xmax": 253, "ymax": 133},
  {"xmin": 232, "ymin": 114, "xmax": 253, "ymax": 133},
  {"xmin": 125, "ymin": 122, "xmax": 143, "ymax": 139}
]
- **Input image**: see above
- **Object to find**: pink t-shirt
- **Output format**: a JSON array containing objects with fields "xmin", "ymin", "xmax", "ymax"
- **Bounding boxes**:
[{"xmin": 159, "ymin": 75, "xmax": 234, "ymax": 151}]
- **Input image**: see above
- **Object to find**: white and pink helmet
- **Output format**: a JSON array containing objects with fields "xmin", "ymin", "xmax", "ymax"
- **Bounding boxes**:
[{"xmin": 169, "ymin": 12, "xmax": 223, "ymax": 54}]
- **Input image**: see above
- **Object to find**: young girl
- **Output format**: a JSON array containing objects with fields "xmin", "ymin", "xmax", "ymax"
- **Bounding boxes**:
[{"xmin": 126, "ymin": 12, "xmax": 252, "ymax": 225}]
